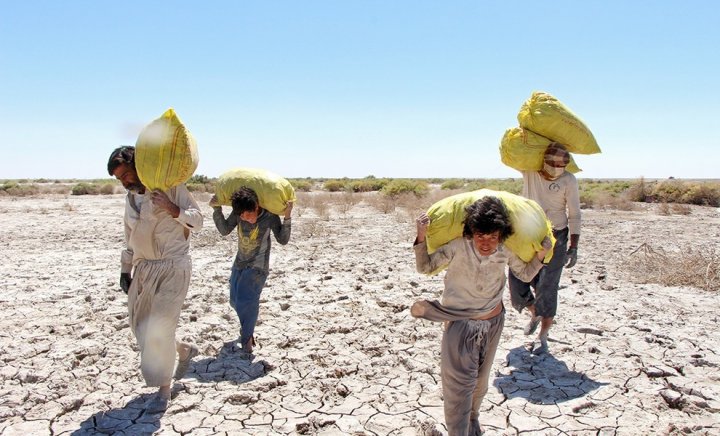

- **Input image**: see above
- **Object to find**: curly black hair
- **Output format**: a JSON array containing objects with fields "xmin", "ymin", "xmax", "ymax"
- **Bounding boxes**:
[
  {"xmin": 107, "ymin": 146, "xmax": 135, "ymax": 176},
  {"xmin": 462, "ymin": 196, "xmax": 514, "ymax": 242},
  {"xmin": 231, "ymin": 187, "xmax": 260, "ymax": 215}
]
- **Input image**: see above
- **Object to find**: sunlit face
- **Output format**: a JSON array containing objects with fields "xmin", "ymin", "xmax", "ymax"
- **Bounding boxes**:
[
  {"xmin": 472, "ymin": 231, "xmax": 501, "ymax": 256},
  {"xmin": 112, "ymin": 163, "xmax": 144, "ymax": 193},
  {"xmin": 238, "ymin": 206, "xmax": 260, "ymax": 224}
]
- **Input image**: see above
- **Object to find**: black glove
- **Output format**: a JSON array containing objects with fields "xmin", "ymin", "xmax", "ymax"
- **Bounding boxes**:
[
  {"xmin": 120, "ymin": 273, "xmax": 132, "ymax": 294},
  {"xmin": 565, "ymin": 247, "xmax": 578, "ymax": 268}
]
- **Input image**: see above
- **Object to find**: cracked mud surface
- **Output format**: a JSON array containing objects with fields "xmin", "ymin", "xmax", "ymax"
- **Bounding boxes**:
[{"xmin": 1, "ymin": 194, "xmax": 719, "ymax": 435}]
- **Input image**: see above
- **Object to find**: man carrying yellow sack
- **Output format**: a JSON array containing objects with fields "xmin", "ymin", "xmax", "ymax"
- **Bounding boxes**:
[
  {"xmin": 107, "ymin": 146, "xmax": 203, "ymax": 413},
  {"xmin": 509, "ymin": 142, "xmax": 581, "ymax": 354},
  {"xmin": 210, "ymin": 187, "xmax": 292, "ymax": 354},
  {"xmin": 412, "ymin": 197, "xmax": 551, "ymax": 435}
]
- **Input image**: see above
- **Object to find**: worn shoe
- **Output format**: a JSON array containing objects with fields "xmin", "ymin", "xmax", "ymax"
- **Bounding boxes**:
[
  {"xmin": 524, "ymin": 316, "xmax": 541, "ymax": 336},
  {"xmin": 173, "ymin": 344, "xmax": 199, "ymax": 380}
]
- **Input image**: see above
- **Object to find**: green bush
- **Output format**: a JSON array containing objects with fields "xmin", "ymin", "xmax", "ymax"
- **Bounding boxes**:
[
  {"xmin": 290, "ymin": 179, "xmax": 313, "ymax": 192},
  {"xmin": 323, "ymin": 180, "xmax": 348, "ymax": 192},
  {"xmin": 71, "ymin": 183, "xmax": 100, "ymax": 195},
  {"xmin": 381, "ymin": 179, "xmax": 429, "ymax": 197},
  {"xmin": 441, "ymin": 179, "xmax": 465, "ymax": 190}
]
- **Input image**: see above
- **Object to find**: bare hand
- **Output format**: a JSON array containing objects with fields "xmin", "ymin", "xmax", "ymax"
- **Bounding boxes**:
[
  {"xmin": 536, "ymin": 236, "xmax": 553, "ymax": 260},
  {"xmin": 416, "ymin": 213, "xmax": 430, "ymax": 242},
  {"xmin": 151, "ymin": 190, "xmax": 180, "ymax": 218},
  {"xmin": 284, "ymin": 201, "xmax": 294, "ymax": 219},
  {"xmin": 209, "ymin": 194, "xmax": 219, "ymax": 208}
]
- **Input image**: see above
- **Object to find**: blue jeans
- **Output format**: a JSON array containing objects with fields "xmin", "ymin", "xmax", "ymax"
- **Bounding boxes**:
[{"xmin": 229, "ymin": 267, "xmax": 268, "ymax": 345}]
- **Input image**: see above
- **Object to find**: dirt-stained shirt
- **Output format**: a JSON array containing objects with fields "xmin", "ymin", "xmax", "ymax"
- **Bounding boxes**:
[
  {"xmin": 121, "ymin": 184, "xmax": 204, "ymax": 273},
  {"xmin": 522, "ymin": 170, "xmax": 581, "ymax": 235},
  {"xmin": 212, "ymin": 207, "xmax": 291, "ymax": 274},
  {"xmin": 414, "ymin": 238, "xmax": 544, "ymax": 313}
]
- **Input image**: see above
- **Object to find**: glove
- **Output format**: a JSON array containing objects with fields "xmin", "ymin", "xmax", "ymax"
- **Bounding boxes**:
[
  {"xmin": 565, "ymin": 247, "xmax": 578, "ymax": 268},
  {"xmin": 120, "ymin": 273, "xmax": 132, "ymax": 294}
]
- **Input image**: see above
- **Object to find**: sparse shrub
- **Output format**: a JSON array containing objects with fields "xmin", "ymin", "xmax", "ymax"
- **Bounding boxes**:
[
  {"xmin": 625, "ymin": 177, "xmax": 648, "ymax": 202},
  {"xmin": 626, "ymin": 243, "xmax": 719, "ymax": 292},
  {"xmin": 657, "ymin": 202, "xmax": 671, "ymax": 215},
  {"xmin": 187, "ymin": 183, "xmax": 207, "ymax": 193},
  {"xmin": 441, "ymin": 179, "xmax": 465, "ymax": 190},
  {"xmin": 100, "ymin": 183, "xmax": 116, "ymax": 195},
  {"xmin": 3, "ymin": 183, "xmax": 40, "ymax": 197},
  {"xmin": 381, "ymin": 179, "xmax": 429, "ymax": 197},
  {"xmin": 671, "ymin": 203, "xmax": 691, "ymax": 215}
]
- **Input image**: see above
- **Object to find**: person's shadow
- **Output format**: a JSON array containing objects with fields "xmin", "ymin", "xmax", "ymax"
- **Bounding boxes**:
[
  {"xmin": 72, "ymin": 343, "xmax": 270, "ymax": 434},
  {"xmin": 493, "ymin": 346, "xmax": 608, "ymax": 404},
  {"xmin": 72, "ymin": 394, "xmax": 166, "ymax": 435}
]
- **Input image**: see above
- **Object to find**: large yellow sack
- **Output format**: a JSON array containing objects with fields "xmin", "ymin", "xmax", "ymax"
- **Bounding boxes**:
[
  {"xmin": 517, "ymin": 91, "xmax": 601, "ymax": 154},
  {"xmin": 215, "ymin": 168, "xmax": 296, "ymax": 216},
  {"xmin": 135, "ymin": 108, "xmax": 199, "ymax": 192},
  {"xmin": 500, "ymin": 127, "xmax": 582, "ymax": 173},
  {"xmin": 425, "ymin": 189, "xmax": 554, "ymax": 274}
]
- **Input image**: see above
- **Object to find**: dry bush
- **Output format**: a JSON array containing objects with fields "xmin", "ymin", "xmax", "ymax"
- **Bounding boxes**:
[
  {"xmin": 656, "ymin": 202, "xmax": 691, "ymax": 216},
  {"xmin": 625, "ymin": 243, "xmax": 720, "ymax": 292},
  {"xmin": 585, "ymin": 192, "xmax": 636, "ymax": 211},
  {"xmin": 365, "ymin": 193, "xmax": 396, "ymax": 214},
  {"xmin": 307, "ymin": 192, "xmax": 332, "ymax": 220},
  {"xmin": 671, "ymin": 203, "xmax": 691, "ymax": 215},
  {"xmin": 299, "ymin": 218, "xmax": 327, "ymax": 239},
  {"xmin": 335, "ymin": 192, "xmax": 361, "ymax": 215}
]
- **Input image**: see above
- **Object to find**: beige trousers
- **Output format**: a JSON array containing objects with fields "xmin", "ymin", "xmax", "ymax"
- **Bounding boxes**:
[
  {"xmin": 128, "ymin": 257, "xmax": 190, "ymax": 387},
  {"xmin": 440, "ymin": 311, "xmax": 504, "ymax": 436}
]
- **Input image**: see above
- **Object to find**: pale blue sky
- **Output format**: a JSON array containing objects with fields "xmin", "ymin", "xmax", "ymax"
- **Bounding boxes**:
[{"xmin": 1, "ymin": 1, "xmax": 718, "ymax": 180}]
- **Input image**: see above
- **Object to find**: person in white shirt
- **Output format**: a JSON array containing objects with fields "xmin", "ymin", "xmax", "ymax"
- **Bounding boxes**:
[
  {"xmin": 412, "ymin": 196, "xmax": 550, "ymax": 435},
  {"xmin": 509, "ymin": 142, "xmax": 580, "ymax": 354},
  {"xmin": 107, "ymin": 146, "xmax": 203, "ymax": 413}
]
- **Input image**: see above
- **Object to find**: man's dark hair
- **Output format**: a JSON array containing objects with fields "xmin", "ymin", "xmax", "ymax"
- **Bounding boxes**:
[
  {"xmin": 231, "ymin": 187, "xmax": 260, "ymax": 215},
  {"xmin": 107, "ymin": 146, "xmax": 136, "ymax": 176},
  {"xmin": 462, "ymin": 196, "xmax": 514, "ymax": 242}
]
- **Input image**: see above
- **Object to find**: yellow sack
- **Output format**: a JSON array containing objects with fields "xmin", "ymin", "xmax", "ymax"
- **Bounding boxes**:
[
  {"xmin": 500, "ymin": 127, "xmax": 581, "ymax": 173},
  {"xmin": 424, "ymin": 189, "xmax": 554, "ymax": 274},
  {"xmin": 517, "ymin": 91, "xmax": 601, "ymax": 154},
  {"xmin": 135, "ymin": 108, "xmax": 199, "ymax": 192},
  {"xmin": 215, "ymin": 168, "xmax": 296, "ymax": 216}
]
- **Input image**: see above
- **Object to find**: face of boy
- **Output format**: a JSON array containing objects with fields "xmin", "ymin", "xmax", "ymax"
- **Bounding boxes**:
[
  {"xmin": 472, "ymin": 231, "xmax": 500, "ymax": 256},
  {"xmin": 239, "ymin": 206, "xmax": 260, "ymax": 224}
]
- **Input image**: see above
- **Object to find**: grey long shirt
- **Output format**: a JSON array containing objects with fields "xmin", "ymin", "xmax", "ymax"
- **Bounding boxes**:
[
  {"xmin": 414, "ymin": 238, "xmax": 544, "ymax": 314},
  {"xmin": 212, "ymin": 207, "xmax": 291, "ymax": 274}
]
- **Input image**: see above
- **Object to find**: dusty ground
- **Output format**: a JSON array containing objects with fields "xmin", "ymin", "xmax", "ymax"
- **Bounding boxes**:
[{"xmin": 0, "ymin": 193, "xmax": 719, "ymax": 435}]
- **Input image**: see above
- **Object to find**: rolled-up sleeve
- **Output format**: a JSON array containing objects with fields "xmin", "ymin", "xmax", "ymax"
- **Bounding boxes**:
[
  {"xmin": 121, "ymin": 215, "xmax": 133, "ymax": 274},
  {"xmin": 173, "ymin": 185, "xmax": 204, "ymax": 231},
  {"xmin": 507, "ymin": 252, "xmax": 544, "ymax": 282},
  {"xmin": 414, "ymin": 240, "xmax": 454, "ymax": 275}
]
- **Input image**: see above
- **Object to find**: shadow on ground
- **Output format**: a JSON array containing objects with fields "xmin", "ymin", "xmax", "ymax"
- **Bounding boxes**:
[
  {"xmin": 182, "ymin": 341, "xmax": 271, "ymax": 384},
  {"xmin": 494, "ymin": 346, "xmax": 608, "ymax": 404},
  {"xmin": 72, "ymin": 394, "xmax": 165, "ymax": 435}
]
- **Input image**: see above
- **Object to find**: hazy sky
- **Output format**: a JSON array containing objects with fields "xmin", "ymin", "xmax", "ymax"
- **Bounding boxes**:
[{"xmin": 1, "ymin": 1, "xmax": 718, "ymax": 180}]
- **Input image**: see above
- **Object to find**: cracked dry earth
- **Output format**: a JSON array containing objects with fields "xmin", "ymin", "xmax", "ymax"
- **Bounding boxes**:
[{"xmin": 1, "ymin": 193, "xmax": 719, "ymax": 435}]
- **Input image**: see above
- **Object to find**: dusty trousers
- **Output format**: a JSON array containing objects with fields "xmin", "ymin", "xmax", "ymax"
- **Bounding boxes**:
[
  {"xmin": 441, "ymin": 310, "xmax": 504, "ymax": 435},
  {"xmin": 127, "ymin": 257, "xmax": 190, "ymax": 387}
]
